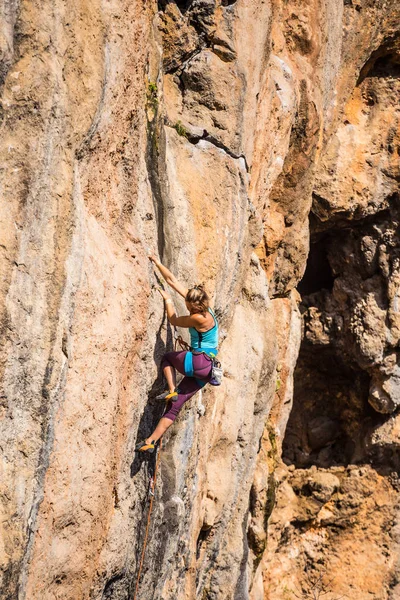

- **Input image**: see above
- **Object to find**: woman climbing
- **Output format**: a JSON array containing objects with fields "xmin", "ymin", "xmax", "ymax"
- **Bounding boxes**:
[{"xmin": 135, "ymin": 256, "xmax": 219, "ymax": 453}]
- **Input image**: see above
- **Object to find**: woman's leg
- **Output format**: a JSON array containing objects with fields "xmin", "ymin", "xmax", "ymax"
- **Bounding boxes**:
[
  {"xmin": 160, "ymin": 351, "xmax": 187, "ymax": 392},
  {"xmin": 145, "ymin": 353, "xmax": 212, "ymax": 445},
  {"xmin": 146, "ymin": 416, "xmax": 174, "ymax": 443},
  {"xmin": 146, "ymin": 376, "xmax": 202, "ymax": 443},
  {"xmin": 163, "ymin": 366, "xmax": 176, "ymax": 393}
]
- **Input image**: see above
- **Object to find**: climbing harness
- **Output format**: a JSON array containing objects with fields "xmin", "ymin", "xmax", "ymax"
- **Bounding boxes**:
[
  {"xmin": 132, "ymin": 437, "xmax": 163, "ymax": 600},
  {"xmin": 174, "ymin": 327, "xmax": 223, "ymax": 386}
]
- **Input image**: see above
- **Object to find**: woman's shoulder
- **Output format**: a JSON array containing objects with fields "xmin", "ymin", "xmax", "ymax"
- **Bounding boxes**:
[
  {"xmin": 208, "ymin": 307, "xmax": 217, "ymax": 321},
  {"xmin": 190, "ymin": 312, "xmax": 207, "ymax": 326},
  {"xmin": 190, "ymin": 310, "xmax": 214, "ymax": 332}
]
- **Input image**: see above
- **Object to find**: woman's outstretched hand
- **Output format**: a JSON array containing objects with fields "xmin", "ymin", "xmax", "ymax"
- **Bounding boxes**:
[
  {"xmin": 157, "ymin": 287, "xmax": 171, "ymax": 301},
  {"xmin": 148, "ymin": 255, "xmax": 187, "ymax": 300}
]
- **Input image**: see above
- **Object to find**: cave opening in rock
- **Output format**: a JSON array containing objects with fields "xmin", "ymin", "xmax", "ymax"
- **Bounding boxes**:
[
  {"xmin": 158, "ymin": 0, "xmax": 191, "ymax": 13},
  {"xmin": 357, "ymin": 40, "xmax": 400, "ymax": 85},
  {"xmin": 285, "ymin": 227, "xmax": 356, "ymax": 469},
  {"xmin": 284, "ymin": 200, "xmax": 400, "ymax": 473},
  {"xmin": 369, "ymin": 53, "xmax": 400, "ymax": 79},
  {"xmin": 297, "ymin": 234, "xmax": 335, "ymax": 296},
  {"xmin": 282, "ymin": 343, "xmax": 374, "ymax": 469},
  {"xmin": 175, "ymin": 0, "xmax": 191, "ymax": 13}
]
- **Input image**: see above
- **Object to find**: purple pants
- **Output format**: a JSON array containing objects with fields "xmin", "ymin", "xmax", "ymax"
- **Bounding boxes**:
[{"xmin": 161, "ymin": 351, "xmax": 212, "ymax": 421}]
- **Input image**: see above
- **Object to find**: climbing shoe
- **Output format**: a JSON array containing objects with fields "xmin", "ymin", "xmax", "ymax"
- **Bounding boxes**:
[
  {"xmin": 135, "ymin": 440, "xmax": 156, "ymax": 453},
  {"xmin": 155, "ymin": 389, "xmax": 178, "ymax": 402}
]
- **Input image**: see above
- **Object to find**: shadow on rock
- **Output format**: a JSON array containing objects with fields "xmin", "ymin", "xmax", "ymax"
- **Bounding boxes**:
[{"xmin": 130, "ymin": 316, "xmax": 174, "ymax": 478}]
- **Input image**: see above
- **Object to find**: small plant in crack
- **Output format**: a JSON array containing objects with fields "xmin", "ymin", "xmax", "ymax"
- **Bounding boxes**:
[
  {"xmin": 147, "ymin": 81, "xmax": 158, "ymax": 107},
  {"xmin": 146, "ymin": 82, "xmax": 160, "ymax": 153},
  {"xmin": 174, "ymin": 120, "xmax": 188, "ymax": 138}
]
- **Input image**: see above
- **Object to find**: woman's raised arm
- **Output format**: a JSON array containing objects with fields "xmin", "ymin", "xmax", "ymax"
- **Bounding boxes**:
[{"xmin": 149, "ymin": 256, "xmax": 188, "ymax": 299}]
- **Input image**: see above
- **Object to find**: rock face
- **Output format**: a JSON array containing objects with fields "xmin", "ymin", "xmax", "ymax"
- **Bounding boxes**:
[
  {"xmin": 259, "ymin": 465, "xmax": 400, "ymax": 600},
  {"xmin": 0, "ymin": 1, "xmax": 398, "ymax": 600}
]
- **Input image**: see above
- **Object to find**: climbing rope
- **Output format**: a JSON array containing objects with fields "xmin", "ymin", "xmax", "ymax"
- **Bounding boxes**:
[{"xmin": 132, "ymin": 437, "xmax": 163, "ymax": 600}]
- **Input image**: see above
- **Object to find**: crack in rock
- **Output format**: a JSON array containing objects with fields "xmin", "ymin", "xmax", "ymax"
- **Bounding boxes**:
[{"xmin": 165, "ymin": 121, "xmax": 249, "ymax": 171}]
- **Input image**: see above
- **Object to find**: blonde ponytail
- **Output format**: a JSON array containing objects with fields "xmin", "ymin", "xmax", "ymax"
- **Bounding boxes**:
[{"xmin": 186, "ymin": 285, "xmax": 210, "ymax": 313}]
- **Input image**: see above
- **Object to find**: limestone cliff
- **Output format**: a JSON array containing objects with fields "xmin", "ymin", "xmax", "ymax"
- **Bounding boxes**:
[{"xmin": 0, "ymin": 1, "xmax": 398, "ymax": 599}]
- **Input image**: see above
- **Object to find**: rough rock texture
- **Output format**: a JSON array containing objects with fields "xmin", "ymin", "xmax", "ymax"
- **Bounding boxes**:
[
  {"xmin": 260, "ymin": 464, "xmax": 400, "ymax": 600},
  {"xmin": 272, "ymin": 1, "xmax": 400, "ymax": 597},
  {"xmin": 0, "ymin": 0, "xmax": 399, "ymax": 599}
]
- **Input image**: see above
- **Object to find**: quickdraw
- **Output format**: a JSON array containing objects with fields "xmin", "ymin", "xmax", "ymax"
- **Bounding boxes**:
[{"xmin": 173, "ymin": 326, "xmax": 191, "ymax": 352}]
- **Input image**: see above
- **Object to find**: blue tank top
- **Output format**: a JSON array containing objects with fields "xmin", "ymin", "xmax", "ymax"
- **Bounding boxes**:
[{"xmin": 189, "ymin": 308, "xmax": 218, "ymax": 355}]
